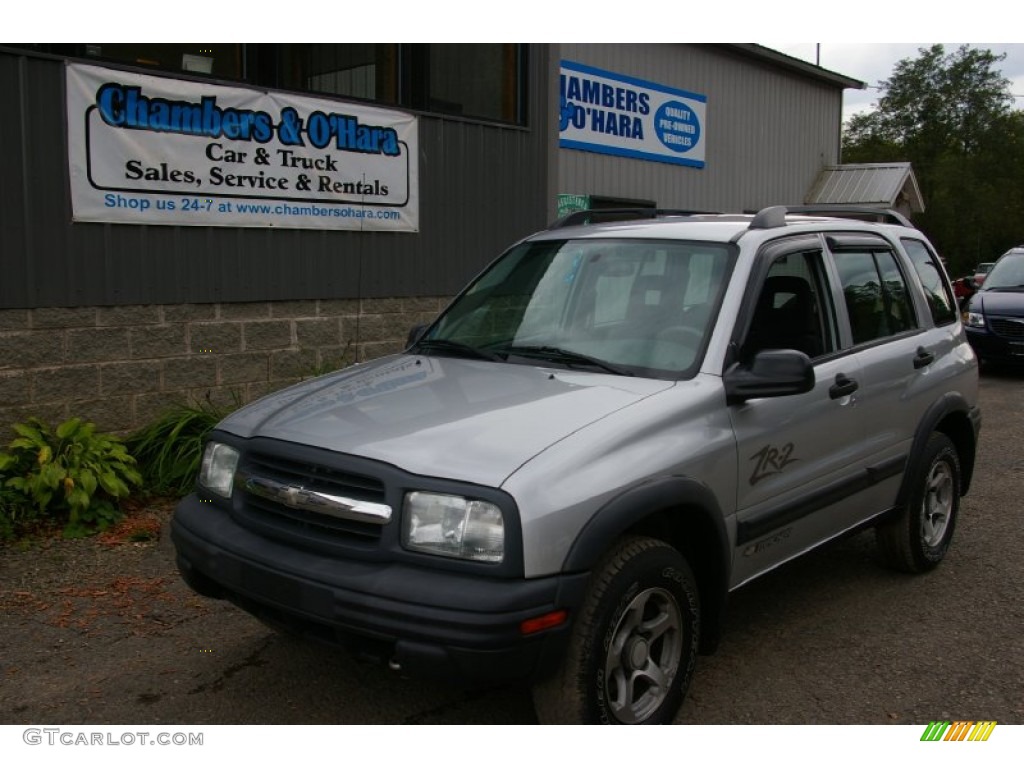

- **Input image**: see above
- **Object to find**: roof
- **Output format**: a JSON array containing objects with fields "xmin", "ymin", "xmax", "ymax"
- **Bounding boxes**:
[
  {"xmin": 805, "ymin": 163, "xmax": 925, "ymax": 214},
  {"xmin": 717, "ymin": 44, "xmax": 866, "ymax": 90}
]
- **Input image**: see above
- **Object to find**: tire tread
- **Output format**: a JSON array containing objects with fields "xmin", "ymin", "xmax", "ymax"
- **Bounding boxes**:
[
  {"xmin": 876, "ymin": 432, "xmax": 960, "ymax": 574},
  {"xmin": 532, "ymin": 535, "xmax": 698, "ymax": 724}
]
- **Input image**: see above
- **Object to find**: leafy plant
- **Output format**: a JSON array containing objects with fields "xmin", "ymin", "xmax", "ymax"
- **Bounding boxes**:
[
  {"xmin": 0, "ymin": 417, "xmax": 142, "ymax": 538},
  {"xmin": 127, "ymin": 398, "xmax": 235, "ymax": 496}
]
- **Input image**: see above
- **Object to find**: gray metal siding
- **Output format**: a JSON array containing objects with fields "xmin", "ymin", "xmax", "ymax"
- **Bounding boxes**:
[
  {"xmin": 0, "ymin": 47, "xmax": 551, "ymax": 309},
  {"xmin": 556, "ymin": 43, "xmax": 846, "ymax": 212}
]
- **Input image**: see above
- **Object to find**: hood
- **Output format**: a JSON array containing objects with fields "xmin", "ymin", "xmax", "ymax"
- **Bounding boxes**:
[
  {"xmin": 217, "ymin": 355, "xmax": 673, "ymax": 487},
  {"xmin": 974, "ymin": 289, "xmax": 1024, "ymax": 317}
]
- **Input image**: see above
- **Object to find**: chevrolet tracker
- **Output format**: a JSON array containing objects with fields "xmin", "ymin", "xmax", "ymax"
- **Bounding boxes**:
[{"xmin": 172, "ymin": 206, "xmax": 981, "ymax": 724}]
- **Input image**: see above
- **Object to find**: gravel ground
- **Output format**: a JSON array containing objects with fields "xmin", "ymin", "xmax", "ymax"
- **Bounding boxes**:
[{"xmin": 1, "ymin": 369, "xmax": 1022, "ymax": 725}]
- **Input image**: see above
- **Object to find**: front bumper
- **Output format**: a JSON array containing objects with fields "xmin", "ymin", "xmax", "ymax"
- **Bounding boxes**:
[
  {"xmin": 965, "ymin": 325, "xmax": 1024, "ymax": 363},
  {"xmin": 172, "ymin": 494, "xmax": 588, "ymax": 684}
]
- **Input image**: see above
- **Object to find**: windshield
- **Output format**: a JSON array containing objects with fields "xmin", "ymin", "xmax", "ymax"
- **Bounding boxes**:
[
  {"xmin": 421, "ymin": 238, "xmax": 734, "ymax": 378},
  {"xmin": 981, "ymin": 252, "xmax": 1024, "ymax": 290}
]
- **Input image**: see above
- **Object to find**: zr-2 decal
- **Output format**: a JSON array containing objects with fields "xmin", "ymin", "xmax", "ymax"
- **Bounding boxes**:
[{"xmin": 749, "ymin": 442, "xmax": 798, "ymax": 485}]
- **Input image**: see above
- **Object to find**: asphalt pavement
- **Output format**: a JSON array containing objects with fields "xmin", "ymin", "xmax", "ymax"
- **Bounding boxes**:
[{"xmin": 1, "ymin": 369, "xmax": 1021, "ymax": 726}]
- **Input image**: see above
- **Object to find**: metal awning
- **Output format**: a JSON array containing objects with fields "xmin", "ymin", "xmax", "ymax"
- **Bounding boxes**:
[{"xmin": 806, "ymin": 162, "xmax": 924, "ymax": 214}]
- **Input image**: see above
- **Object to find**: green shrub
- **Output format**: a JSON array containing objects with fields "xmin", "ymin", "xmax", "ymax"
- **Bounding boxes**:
[
  {"xmin": 0, "ymin": 418, "xmax": 142, "ymax": 538},
  {"xmin": 127, "ymin": 399, "xmax": 234, "ymax": 496}
]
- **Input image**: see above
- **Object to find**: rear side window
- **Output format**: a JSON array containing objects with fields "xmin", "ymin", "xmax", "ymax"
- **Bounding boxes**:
[
  {"xmin": 835, "ymin": 249, "xmax": 917, "ymax": 345},
  {"xmin": 901, "ymin": 238, "xmax": 957, "ymax": 326}
]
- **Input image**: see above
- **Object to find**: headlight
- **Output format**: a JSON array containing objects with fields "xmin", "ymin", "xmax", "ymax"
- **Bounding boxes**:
[
  {"xmin": 402, "ymin": 491, "xmax": 504, "ymax": 563},
  {"xmin": 199, "ymin": 442, "xmax": 240, "ymax": 498},
  {"xmin": 965, "ymin": 311, "xmax": 986, "ymax": 328}
]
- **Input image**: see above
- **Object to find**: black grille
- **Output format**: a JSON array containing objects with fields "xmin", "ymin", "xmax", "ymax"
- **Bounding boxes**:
[
  {"xmin": 237, "ymin": 451, "xmax": 388, "ymax": 543},
  {"xmin": 989, "ymin": 317, "xmax": 1024, "ymax": 339}
]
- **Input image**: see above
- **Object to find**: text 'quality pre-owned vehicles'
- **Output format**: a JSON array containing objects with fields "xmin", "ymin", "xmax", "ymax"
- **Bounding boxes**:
[{"xmin": 172, "ymin": 206, "xmax": 980, "ymax": 724}]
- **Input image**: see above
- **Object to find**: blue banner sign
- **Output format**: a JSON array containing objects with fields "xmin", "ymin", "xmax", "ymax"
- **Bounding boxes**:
[
  {"xmin": 559, "ymin": 60, "xmax": 707, "ymax": 168},
  {"xmin": 67, "ymin": 62, "xmax": 419, "ymax": 231}
]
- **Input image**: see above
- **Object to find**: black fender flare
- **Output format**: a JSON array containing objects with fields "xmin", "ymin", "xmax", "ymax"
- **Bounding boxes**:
[
  {"xmin": 562, "ymin": 475, "xmax": 731, "ymax": 653},
  {"xmin": 895, "ymin": 392, "xmax": 979, "ymax": 507}
]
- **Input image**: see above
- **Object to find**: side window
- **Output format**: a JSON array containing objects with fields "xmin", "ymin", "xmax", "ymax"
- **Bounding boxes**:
[
  {"xmin": 835, "ymin": 249, "xmax": 917, "ymax": 345},
  {"xmin": 876, "ymin": 251, "xmax": 915, "ymax": 334},
  {"xmin": 745, "ymin": 250, "xmax": 838, "ymax": 359},
  {"xmin": 901, "ymin": 238, "xmax": 957, "ymax": 326}
]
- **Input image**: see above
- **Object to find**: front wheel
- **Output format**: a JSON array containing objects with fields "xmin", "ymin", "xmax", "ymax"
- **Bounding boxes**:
[
  {"xmin": 532, "ymin": 536, "xmax": 700, "ymax": 724},
  {"xmin": 876, "ymin": 432, "xmax": 961, "ymax": 573}
]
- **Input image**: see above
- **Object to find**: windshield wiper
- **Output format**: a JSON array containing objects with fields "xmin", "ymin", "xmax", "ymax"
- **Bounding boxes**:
[
  {"xmin": 412, "ymin": 338, "xmax": 502, "ymax": 361},
  {"xmin": 497, "ymin": 345, "xmax": 635, "ymax": 376}
]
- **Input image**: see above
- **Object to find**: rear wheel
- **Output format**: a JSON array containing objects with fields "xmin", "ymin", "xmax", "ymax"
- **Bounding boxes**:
[
  {"xmin": 876, "ymin": 432, "xmax": 960, "ymax": 573},
  {"xmin": 532, "ymin": 536, "xmax": 700, "ymax": 724}
]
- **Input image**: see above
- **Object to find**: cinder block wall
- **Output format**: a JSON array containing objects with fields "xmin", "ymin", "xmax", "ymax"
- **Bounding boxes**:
[{"xmin": 0, "ymin": 297, "xmax": 447, "ymax": 437}]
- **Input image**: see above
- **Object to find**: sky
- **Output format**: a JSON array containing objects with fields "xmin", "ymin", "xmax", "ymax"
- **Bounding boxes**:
[{"xmin": 762, "ymin": 43, "xmax": 1024, "ymax": 124}]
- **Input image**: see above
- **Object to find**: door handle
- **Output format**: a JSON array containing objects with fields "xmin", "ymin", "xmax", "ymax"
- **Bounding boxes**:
[
  {"xmin": 913, "ymin": 346, "xmax": 935, "ymax": 369},
  {"xmin": 829, "ymin": 373, "xmax": 858, "ymax": 399}
]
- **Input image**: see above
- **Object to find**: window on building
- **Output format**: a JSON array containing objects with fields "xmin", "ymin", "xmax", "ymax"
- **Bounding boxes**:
[
  {"xmin": 80, "ymin": 44, "xmax": 243, "ymax": 80},
  {"xmin": 275, "ymin": 44, "xmax": 399, "ymax": 105},
  {"xmin": 424, "ymin": 44, "xmax": 521, "ymax": 122},
  {"xmin": 9, "ymin": 43, "xmax": 526, "ymax": 125}
]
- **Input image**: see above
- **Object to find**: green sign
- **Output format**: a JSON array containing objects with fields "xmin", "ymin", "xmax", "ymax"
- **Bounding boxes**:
[{"xmin": 557, "ymin": 193, "xmax": 590, "ymax": 217}]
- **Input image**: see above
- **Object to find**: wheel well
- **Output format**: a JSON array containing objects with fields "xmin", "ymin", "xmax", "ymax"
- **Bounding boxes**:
[
  {"xmin": 935, "ymin": 411, "xmax": 977, "ymax": 495},
  {"xmin": 623, "ymin": 506, "xmax": 727, "ymax": 655}
]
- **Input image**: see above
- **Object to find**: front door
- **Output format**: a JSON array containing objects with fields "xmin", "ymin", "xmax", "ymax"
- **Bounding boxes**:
[{"xmin": 728, "ymin": 243, "xmax": 875, "ymax": 587}]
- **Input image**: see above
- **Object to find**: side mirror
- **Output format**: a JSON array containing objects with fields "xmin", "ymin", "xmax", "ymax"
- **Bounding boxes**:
[
  {"xmin": 724, "ymin": 349, "xmax": 815, "ymax": 404},
  {"xmin": 963, "ymin": 276, "xmax": 978, "ymax": 291}
]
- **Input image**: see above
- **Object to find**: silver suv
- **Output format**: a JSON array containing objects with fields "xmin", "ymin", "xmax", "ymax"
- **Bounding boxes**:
[{"xmin": 172, "ymin": 206, "xmax": 980, "ymax": 724}]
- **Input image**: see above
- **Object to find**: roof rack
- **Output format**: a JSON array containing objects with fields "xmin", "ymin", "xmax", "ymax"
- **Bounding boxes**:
[
  {"xmin": 782, "ymin": 205, "xmax": 915, "ymax": 228},
  {"xmin": 749, "ymin": 206, "xmax": 788, "ymax": 230},
  {"xmin": 547, "ymin": 208, "xmax": 719, "ymax": 229},
  {"xmin": 547, "ymin": 205, "xmax": 916, "ymax": 232}
]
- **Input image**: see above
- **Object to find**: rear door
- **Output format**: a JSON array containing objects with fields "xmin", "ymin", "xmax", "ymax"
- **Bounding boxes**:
[{"xmin": 824, "ymin": 234, "xmax": 958, "ymax": 514}]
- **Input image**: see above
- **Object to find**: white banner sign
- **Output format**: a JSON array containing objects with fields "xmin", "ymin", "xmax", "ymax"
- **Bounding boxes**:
[
  {"xmin": 66, "ymin": 62, "xmax": 419, "ymax": 231},
  {"xmin": 559, "ymin": 60, "xmax": 707, "ymax": 168}
]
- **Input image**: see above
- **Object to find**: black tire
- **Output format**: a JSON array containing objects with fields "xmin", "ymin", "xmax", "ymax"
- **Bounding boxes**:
[
  {"xmin": 532, "ymin": 536, "xmax": 700, "ymax": 724},
  {"xmin": 876, "ymin": 432, "xmax": 961, "ymax": 573}
]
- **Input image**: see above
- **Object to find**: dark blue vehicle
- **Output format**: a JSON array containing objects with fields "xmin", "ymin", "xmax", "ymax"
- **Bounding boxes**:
[{"xmin": 965, "ymin": 248, "xmax": 1024, "ymax": 365}]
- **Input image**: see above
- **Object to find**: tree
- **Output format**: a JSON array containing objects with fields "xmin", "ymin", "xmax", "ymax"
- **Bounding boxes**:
[{"xmin": 842, "ymin": 45, "xmax": 1024, "ymax": 273}]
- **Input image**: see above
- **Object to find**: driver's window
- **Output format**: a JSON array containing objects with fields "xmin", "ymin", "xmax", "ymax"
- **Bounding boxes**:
[{"xmin": 745, "ymin": 250, "xmax": 838, "ymax": 359}]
